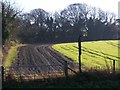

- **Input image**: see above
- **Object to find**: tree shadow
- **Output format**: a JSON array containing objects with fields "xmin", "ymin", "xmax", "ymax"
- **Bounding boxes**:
[{"xmin": 3, "ymin": 70, "xmax": 120, "ymax": 88}]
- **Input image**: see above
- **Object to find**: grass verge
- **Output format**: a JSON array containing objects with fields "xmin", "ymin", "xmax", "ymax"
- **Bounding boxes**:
[{"xmin": 4, "ymin": 44, "xmax": 26, "ymax": 67}]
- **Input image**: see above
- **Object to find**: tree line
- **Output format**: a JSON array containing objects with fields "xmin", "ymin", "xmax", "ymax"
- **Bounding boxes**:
[{"xmin": 1, "ymin": 0, "xmax": 120, "ymax": 45}]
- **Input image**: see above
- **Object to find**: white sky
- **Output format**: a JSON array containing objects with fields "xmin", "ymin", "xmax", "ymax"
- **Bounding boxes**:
[{"xmin": 13, "ymin": 0, "xmax": 119, "ymax": 15}]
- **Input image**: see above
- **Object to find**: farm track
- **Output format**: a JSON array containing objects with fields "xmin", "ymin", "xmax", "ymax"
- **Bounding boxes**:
[{"xmin": 5, "ymin": 44, "xmax": 78, "ymax": 80}]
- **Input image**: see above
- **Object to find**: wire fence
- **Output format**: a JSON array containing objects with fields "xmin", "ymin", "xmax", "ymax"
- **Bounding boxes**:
[{"xmin": 2, "ymin": 61, "xmax": 79, "ymax": 82}]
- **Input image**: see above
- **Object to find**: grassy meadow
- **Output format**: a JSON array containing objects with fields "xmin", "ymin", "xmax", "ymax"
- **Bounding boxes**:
[{"xmin": 52, "ymin": 40, "xmax": 120, "ymax": 71}]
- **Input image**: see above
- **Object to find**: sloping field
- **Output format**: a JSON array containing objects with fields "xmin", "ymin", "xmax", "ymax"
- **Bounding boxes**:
[
  {"xmin": 52, "ymin": 40, "xmax": 120, "ymax": 71},
  {"xmin": 4, "ymin": 45, "xmax": 78, "ymax": 80}
]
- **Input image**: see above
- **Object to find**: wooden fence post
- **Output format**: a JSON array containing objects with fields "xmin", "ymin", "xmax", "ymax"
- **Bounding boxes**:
[
  {"xmin": 1, "ymin": 66, "xmax": 4, "ymax": 83},
  {"xmin": 64, "ymin": 61, "xmax": 68, "ymax": 77},
  {"xmin": 113, "ymin": 60, "xmax": 115, "ymax": 74},
  {"xmin": 34, "ymin": 73, "xmax": 35, "ymax": 80},
  {"xmin": 78, "ymin": 36, "xmax": 82, "ymax": 73}
]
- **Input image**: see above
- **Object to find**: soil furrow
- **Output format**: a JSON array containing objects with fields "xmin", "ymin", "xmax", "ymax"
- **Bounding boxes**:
[{"xmin": 5, "ymin": 44, "xmax": 78, "ymax": 80}]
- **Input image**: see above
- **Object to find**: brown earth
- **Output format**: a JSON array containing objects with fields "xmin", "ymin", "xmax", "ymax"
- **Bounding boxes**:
[{"xmin": 4, "ymin": 44, "xmax": 78, "ymax": 80}]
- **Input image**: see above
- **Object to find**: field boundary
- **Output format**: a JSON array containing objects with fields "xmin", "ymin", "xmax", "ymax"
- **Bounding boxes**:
[{"xmin": 2, "ymin": 61, "xmax": 79, "ymax": 82}]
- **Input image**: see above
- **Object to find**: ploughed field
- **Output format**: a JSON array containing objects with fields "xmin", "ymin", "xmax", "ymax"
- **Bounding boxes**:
[
  {"xmin": 4, "ymin": 40, "xmax": 120, "ymax": 81},
  {"xmin": 4, "ymin": 44, "xmax": 78, "ymax": 80}
]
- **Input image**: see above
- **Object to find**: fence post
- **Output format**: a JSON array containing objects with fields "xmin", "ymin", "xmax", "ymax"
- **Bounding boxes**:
[
  {"xmin": 78, "ymin": 36, "xmax": 82, "ymax": 73},
  {"xmin": 64, "ymin": 61, "xmax": 68, "ymax": 77},
  {"xmin": 1, "ymin": 66, "xmax": 4, "ymax": 83},
  {"xmin": 34, "ymin": 73, "xmax": 35, "ymax": 80},
  {"xmin": 113, "ymin": 60, "xmax": 115, "ymax": 74}
]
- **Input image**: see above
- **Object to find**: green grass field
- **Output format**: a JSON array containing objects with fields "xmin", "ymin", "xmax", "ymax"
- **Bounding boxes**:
[{"xmin": 52, "ymin": 40, "xmax": 120, "ymax": 71}]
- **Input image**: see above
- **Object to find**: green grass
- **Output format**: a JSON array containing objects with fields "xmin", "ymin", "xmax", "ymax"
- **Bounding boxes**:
[
  {"xmin": 4, "ymin": 44, "xmax": 26, "ymax": 67},
  {"xmin": 52, "ymin": 40, "xmax": 120, "ymax": 71}
]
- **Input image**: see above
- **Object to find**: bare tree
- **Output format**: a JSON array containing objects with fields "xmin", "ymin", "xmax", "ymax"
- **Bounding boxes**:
[{"xmin": 1, "ymin": 0, "xmax": 21, "ymax": 44}]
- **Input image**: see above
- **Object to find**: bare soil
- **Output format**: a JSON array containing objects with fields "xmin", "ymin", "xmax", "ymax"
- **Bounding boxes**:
[{"xmin": 4, "ymin": 44, "xmax": 78, "ymax": 80}]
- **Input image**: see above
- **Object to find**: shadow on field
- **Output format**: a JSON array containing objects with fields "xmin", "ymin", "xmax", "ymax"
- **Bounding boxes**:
[{"xmin": 3, "ymin": 71, "xmax": 120, "ymax": 88}]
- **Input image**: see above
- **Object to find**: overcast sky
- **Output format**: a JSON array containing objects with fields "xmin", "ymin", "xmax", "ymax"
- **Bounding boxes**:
[{"xmin": 12, "ymin": 0, "xmax": 119, "ymax": 15}]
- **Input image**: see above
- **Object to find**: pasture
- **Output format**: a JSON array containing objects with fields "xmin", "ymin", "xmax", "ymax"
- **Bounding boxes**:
[{"xmin": 52, "ymin": 40, "xmax": 120, "ymax": 71}]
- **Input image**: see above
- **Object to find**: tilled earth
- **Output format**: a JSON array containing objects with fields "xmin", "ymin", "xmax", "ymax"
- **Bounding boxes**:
[{"xmin": 4, "ymin": 44, "xmax": 78, "ymax": 80}]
